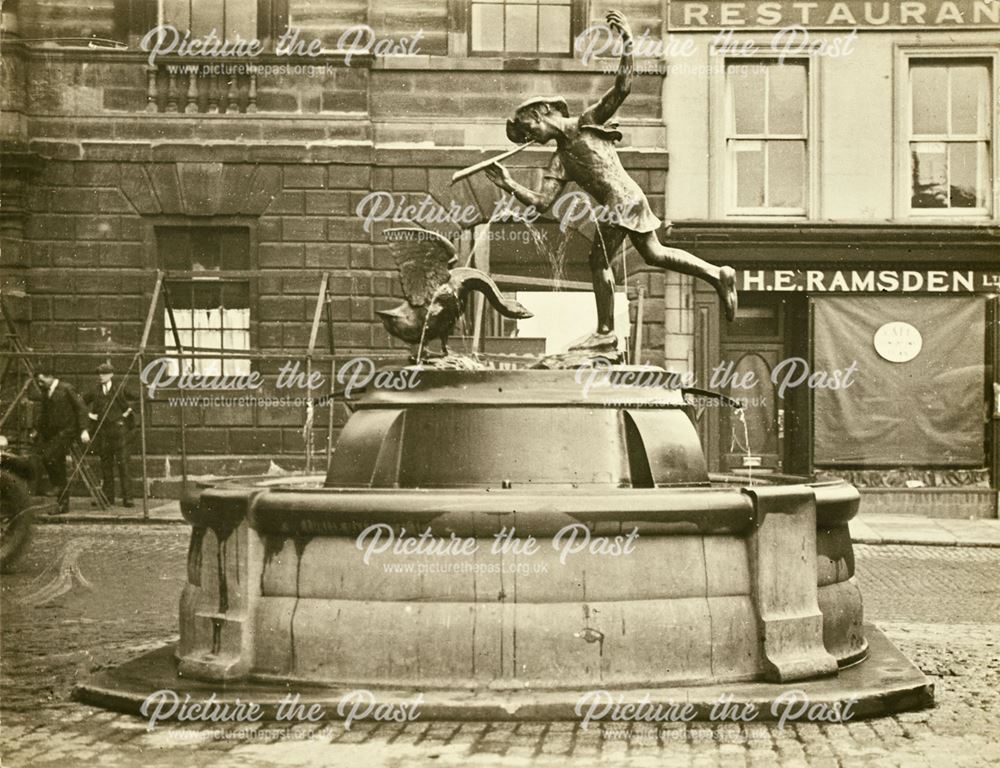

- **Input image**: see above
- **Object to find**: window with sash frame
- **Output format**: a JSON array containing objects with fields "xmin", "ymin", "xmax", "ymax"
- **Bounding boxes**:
[
  {"xmin": 158, "ymin": 0, "xmax": 256, "ymax": 39},
  {"xmin": 157, "ymin": 226, "xmax": 252, "ymax": 377},
  {"xmin": 908, "ymin": 58, "xmax": 992, "ymax": 214},
  {"xmin": 469, "ymin": 0, "xmax": 576, "ymax": 55},
  {"xmin": 114, "ymin": 0, "xmax": 287, "ymax": 45},
  {"xmin": 725, "ymin": 60, "xmax": 809, "ymax": 216}
]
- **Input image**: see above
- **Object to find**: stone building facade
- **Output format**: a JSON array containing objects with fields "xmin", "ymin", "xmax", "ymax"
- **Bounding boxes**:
[
  {"xmin": 661, "ymin": 0, "xmax": 1000, "ymax": 516},
  {"xmin": 1, "ymin": 0, "xmax": 684, "ymax": 490}
]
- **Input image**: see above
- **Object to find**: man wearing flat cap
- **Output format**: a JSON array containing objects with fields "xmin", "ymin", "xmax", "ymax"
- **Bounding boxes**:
[
  {"xmin": 485, "ymin": 10, "xmax": 738, "ymax": 350},
  {"xmin": 86, "ymin": 362, "xmax": 137, "ymax": 507}
]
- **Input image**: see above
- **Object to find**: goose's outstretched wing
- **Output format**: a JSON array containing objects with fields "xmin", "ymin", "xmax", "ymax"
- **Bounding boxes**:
[{"xmin": 384, "ymin": 227, "xmax": 457, "ymax": 307}]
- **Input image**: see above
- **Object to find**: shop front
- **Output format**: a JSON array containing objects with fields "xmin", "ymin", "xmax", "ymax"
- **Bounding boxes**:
[{"xmin": 676, "ymin": 225, "xmax": 1000, "ymax": 517}]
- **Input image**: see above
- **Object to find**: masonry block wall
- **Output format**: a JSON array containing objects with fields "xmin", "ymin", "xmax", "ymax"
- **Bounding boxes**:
[{"xmin": 1, "ymin": 0, "xmax": 680, "ymax": 487}]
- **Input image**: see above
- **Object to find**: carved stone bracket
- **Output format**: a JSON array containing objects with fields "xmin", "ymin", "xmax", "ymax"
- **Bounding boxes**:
[
  {"xmin": 178, "ymin": 488, "xmax": 264, "ymax": 681},
  {"xmin": 745, "ymin": 485, "xmax": 839, "ymax": 683}
]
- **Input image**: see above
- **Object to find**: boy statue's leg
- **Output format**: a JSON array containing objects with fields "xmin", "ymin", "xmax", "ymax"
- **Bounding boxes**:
[
  {"xmin": 627, "ymin": 231, "xmax": 738, "ymax": 321},
  {"xmin": 570, "ymin": 224, "xmax": 626, "ymax": 350}
]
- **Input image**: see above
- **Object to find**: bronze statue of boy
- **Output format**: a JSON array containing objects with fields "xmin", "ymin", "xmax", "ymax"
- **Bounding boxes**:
[{"xmin": 485, "ymin": 10, "xmax": 738, "ymax": 350}]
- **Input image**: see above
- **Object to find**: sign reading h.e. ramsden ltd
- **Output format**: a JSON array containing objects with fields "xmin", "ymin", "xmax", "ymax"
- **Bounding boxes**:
[{"xmin": 737, "ymin": 269, "xmax": 1000, "ymax": 293}]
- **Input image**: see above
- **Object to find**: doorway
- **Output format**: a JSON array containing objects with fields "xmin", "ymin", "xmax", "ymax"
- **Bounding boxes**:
[{"xmin": 716, "ymin": 294, "xmax": 808, "ymax": 474}]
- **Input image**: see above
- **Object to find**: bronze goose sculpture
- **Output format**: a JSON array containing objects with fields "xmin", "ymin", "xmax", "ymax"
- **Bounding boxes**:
[{"xmin": 378, "ymin": 227, "xmax": 533, "ymax": 355}]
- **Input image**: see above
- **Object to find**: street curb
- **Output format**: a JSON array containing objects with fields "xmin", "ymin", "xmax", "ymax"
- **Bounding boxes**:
[
  {"xmin": 38, "ymin": 516, "xmax": 186, "ymax": 525},
  {"xmin": 852, "ymin": 537, "xmax": 1000, "ymax": 549},
  {"xmin": 31, "ymin": 498, "xmax": 185, "ymax": 525}
]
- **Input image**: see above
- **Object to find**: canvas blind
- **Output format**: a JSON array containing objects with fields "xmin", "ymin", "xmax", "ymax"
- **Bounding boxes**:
[{"xmin": 813, "ymin": 295, "xmax": 985, "ymax": 466}]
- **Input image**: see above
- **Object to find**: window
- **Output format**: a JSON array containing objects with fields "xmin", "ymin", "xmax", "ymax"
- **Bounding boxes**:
[
  {"xmin": 159, "ymin": 0, "xmax": 257, "ymax": 39},
  {"xmin": 725, "ymin": 60, "xmax": 808, "ymax": 215},
  {"xmin": 115, "ymin": 0, "xmax": 286, "ymax": 44},
  {"xmin": 470, "ymin": 0, "xmax": 573, "ymax": 55},
  {"xmin": 157, "ymin": 227, "xmax": 251, "ymax": 376},
  {"xmin": 908, "ymin": 59, "xmax": 992, "ymax": 214}
]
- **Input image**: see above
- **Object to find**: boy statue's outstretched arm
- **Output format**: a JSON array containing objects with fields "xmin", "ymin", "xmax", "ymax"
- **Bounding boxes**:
[
  {"xmin": 484, "ymin": 163, "xmax": 566, "ymax": 213},
  {"xmin": 582, "ymin": 10, "xmax": 633, "ymax": 126}
]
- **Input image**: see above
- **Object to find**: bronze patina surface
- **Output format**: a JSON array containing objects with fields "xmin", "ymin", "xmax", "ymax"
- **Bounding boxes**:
[{"xmin": 376, "ymin": 227, "xmax": 532, "ymax": 356}]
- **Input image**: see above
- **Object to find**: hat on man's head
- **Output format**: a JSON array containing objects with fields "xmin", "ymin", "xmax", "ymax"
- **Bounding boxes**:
[
  {"xmin": 506, "ymin": 96, "xmax": 569, "ymax": 143},
  {"xmin": 96, "ymin": 362, "xmax": 114, "ymax": 375}
]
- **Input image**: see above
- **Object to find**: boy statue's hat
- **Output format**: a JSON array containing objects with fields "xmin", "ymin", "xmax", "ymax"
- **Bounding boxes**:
[
  {"xmin": 506, "ymin": 96, "xmax": 569, "ymax": 143},
  {"xmin": 512, "ymin": 96, "xmax": 569, "ymax": 117},
  {"xmin": 96, "ymin": 362, "xmax": 114, "ymax": 374}
]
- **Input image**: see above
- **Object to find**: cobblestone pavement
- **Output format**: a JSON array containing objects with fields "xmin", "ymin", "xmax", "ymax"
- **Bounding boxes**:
[{"xmin": 1, "ymin": 527, "xmax": 998, "ymax": 767}]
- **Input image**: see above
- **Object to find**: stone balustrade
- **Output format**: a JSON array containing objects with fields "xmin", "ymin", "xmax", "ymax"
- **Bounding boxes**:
[{"xmin": 145, "ymin": 63, "xmax": 258, "ymax": 114}]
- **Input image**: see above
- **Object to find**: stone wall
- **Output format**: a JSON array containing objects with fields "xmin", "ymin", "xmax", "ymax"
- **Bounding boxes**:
[
  {"xmin": 13, "ymin": 140, "xmax": 670, "ymax": 479},
  {"xmin": 1, "ymin": 0, "xmax": 675, "ymax": 483}
]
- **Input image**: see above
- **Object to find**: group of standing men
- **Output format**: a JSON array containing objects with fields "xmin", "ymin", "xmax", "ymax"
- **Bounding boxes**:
[{"xmin": 32, "ymin": 363, "xmax": 135, "ymax": 514}]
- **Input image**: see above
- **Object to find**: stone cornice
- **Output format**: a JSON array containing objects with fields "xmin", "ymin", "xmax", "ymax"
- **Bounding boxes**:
[
  {"xmin": 24, "ymin": 138, "xmax": 668, "ymax": 170},
  {"xmin": 667, "ymin": 220, "xmax": 1000, "ymax": 245}
]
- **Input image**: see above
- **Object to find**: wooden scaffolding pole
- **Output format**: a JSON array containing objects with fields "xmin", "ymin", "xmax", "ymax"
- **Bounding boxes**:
[
  {"xmin": 633, "ymin": 285, "xmax": 645, "ymax": 365},
  {"xmin": 0, "ymin": 293, "xmax": 110, "ymax": 510},
  {"xmin": 0, "ymin": 378, "xmax": 33, "ymax": 433},
  {"xmin": 305, "ymin": 272, "xmax": 330, "ymax": 474},
  {"xmin": 161, "ymin": 281, "xmax": 189, "ymax": 495},
  {"xmin": 136, "ymin": 271, "xmax": 164, "ymax": 520},
  {"xmin": 324, "ymin": 290, "xmax": 337, "ymax": 475}
]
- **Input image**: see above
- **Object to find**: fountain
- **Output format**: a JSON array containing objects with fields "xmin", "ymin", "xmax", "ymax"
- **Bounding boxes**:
[
  {"xmin": 77, "ymin": 11, "xmax": 932, "ymax": 721},
  {"xmin": 78, "ymin": 361, "xmax": 932, "ymax": 722}
]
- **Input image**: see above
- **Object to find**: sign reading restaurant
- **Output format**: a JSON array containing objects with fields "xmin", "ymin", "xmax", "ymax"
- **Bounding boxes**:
[
  {"xmin": 737, "ymin": 269, "xmax": 1000, "ymax": 293},
  {"xmin": 668, "ymin": 0, "xmax": 1000, "ymax": 29}
]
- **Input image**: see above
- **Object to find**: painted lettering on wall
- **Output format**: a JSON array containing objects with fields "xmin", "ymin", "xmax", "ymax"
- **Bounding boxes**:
[
  {"xmin": 737, "ymin": 269, "xmax": 1000, "ymax": 293},
  {"xmin": 669, "ymin": 1, "xmax": 1000, "ymax": 29}
]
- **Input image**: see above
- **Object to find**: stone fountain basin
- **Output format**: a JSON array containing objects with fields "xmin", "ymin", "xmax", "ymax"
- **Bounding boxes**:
[
  {"xmin": 75, "ymin": 369, "xmax": 933, "ymax": 721},
  {"xmin": 77, "ymin": 474, "xmax": 932, "ymax": 722},
  {"xmin": 173, "ymin": 475, "xmax": 865, "ymax": 690}
]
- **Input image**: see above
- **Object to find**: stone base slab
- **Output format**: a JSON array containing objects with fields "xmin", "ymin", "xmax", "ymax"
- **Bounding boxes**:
[{"xmin": 75, "ymin": 625, "xmax": 932, "ymax": 723}]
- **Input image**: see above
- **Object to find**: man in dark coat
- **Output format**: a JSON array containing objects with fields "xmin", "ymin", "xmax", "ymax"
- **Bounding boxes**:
[
  {"xmin": 85, "ymin": 362, "xmax": 136, "ymax": 507},
  {"xmin": 31, "ymin": 370, "xmax": 91, "ymax": 515}
]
